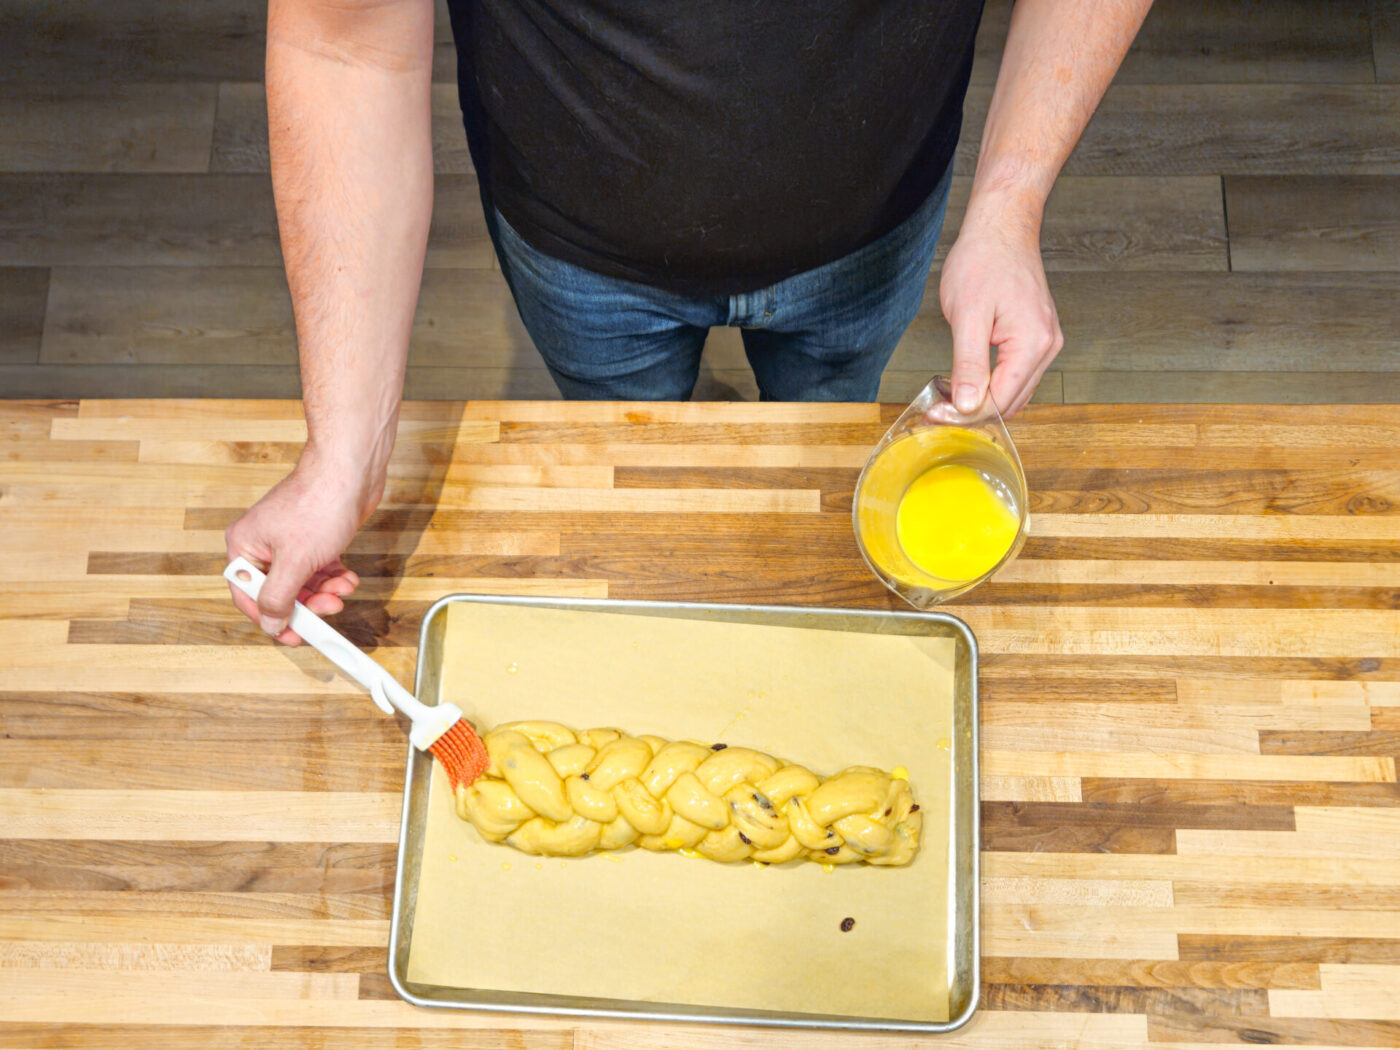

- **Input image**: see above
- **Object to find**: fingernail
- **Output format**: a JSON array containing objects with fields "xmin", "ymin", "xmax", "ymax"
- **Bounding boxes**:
[
  {"xmin": 259, "ymin": 615, "xmax": 286, "ymax": 637},
  {"xmin": 955, "ymin": 384, "xmax": 981, "ymax": 413}
]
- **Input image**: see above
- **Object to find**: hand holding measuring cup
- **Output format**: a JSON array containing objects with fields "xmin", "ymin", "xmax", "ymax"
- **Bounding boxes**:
[{"xmin": 853, "ymin": 376, "xmax": 1029, "ymax": 608}]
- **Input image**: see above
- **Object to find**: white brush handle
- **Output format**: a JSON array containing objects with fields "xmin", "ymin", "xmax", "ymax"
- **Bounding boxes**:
[{"xmin": 224, "ymin": 556, "xmax": 463, "ymax": 750}]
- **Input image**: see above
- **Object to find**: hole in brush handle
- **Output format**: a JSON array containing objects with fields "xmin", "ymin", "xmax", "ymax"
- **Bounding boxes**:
[{"xmin": 224, "ymin": 557, "xmax": 266, "ymax": 600}]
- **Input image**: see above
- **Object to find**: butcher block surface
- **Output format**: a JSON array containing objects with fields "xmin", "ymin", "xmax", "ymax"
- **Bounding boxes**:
[{"xmin": 1, "ymin": 397, "xmax": 1398, "ymax": 1049}]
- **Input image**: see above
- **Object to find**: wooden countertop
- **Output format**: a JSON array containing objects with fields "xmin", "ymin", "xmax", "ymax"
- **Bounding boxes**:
[{"xmin": 3, "ymin": 398, "xmax": 1398, "ymax": 1049}]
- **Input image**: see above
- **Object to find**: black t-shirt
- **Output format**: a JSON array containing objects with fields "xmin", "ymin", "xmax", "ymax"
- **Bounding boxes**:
[{"xmin": 446, "ymin": 0, "xmax": 985, "ymax": 296}]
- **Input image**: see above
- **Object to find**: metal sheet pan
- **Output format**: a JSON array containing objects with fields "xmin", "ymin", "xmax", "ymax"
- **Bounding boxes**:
[{"xmin": 388, "ymin": 595, "xmax": 980, "ymax": 1033}]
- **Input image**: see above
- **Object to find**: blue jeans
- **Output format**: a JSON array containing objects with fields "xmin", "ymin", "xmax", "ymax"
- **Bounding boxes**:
[{"xmin": 490, "ymin": 166, "xmax": 953, "ymax": 401}]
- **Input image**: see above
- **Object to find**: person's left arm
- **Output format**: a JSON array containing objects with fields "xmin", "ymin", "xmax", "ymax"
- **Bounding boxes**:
[{"xmin": 940, "ymin": 0, "xmax": 1154, "ymax": 417}]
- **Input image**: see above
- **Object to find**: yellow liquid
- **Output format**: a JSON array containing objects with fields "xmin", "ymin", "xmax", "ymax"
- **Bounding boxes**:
[{"xmin": 895, "ymin": 464, "xmax": 1020, "ymax": 583}]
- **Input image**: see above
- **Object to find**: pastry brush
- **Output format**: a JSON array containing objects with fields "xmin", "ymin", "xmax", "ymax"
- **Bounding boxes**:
[{"xmin": 224, "ymin": 556, "xmax": 488, "ymax": 789}]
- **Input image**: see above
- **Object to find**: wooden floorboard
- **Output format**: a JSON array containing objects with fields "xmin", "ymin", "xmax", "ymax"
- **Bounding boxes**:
[
  {"xmin": 0, "ymin": 0, "xmax": 267, "ymax": 84},
  {"xmin": 1227, "ymin": 175, "xmax": 1400, "ymax": 271},
  {"xmin": 973, "ymin": 0, "xmax": 1376, "ymax": 85},
  {"xmin": 39, "ymin": 267, "xmax": 297, "ymax": 367},
  {"xmin": 0, "ymin": 174, "xmax": 492, "ymax": 269},
  {"xmin": 0, "ymin": 85, "xmax": 218, "ymax": 175},
  {"xmin": 957, "ymin": 85, "xmax": 1400, "ymax": 176},
  {"xmin": 0, "ymin": 0, "xmax": 458, "ymax": 85},
  {"xmin": 0, "ymin": 364, "xmax": 302, "ymax": 400},
  {"xmin": 0, "ymin": 174, "xmax": 281, "ymax": 268},
  {"xmin": 1062, "ymin": 371, "xmax": 1400, "ymax": 405},
  {"xmin": 1375, "ymin": 0, "xmax": 1400, "ymax": 81},
  {"xmin": 0, "ymin": 267, "xmax": 48, "ymax": 366}
]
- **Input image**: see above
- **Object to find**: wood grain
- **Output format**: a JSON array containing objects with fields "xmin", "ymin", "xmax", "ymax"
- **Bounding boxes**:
[
  {"xmin": 1271, "ymin": 962, "xmax": 1400, "ymax": 1020},
  {"xmin": 0, "ymin": 364, "xmax": 565, "ymax": 402},
  {"xmin": 981, "ymin": 955, "xmax": 1321, "ymax": 991},
  {"xmin": 0, "ymin": 364, "xmax": 304, "ymax": 400},
  {"xmin": 1226, "ymin": 176, "xmax": 1400, "ymax": 271},
  {"xmin": 0, "ymin": 85, "xmax": 218, "ymax": 174},
  {"xmin": 0, "ymin": 789, "xmax": 402, "ymax": 842},
  {"xmin": 0, "ymin": 0, "xmax": 460, "ymax": 86},
  {"xmin": 0, "ymin": 267, "xmax": 48, "ymax": 365},
  {"xmin": 0, "ymin": 174, "xmax": 492, "ymax": 268},
  {"xmin": 956, "ymin": 85, "xmax": 1400, "ymax": 177},
  {"xmin": 2, "ymin": 840, "xmax": 398, "ymax": 894},
  {"xmin": 1082, "ymin": 778, "xmax": 1400, "ymax": 809},
  {"xmin": 1179, "ymin": 935, "xmax": 1400, "ymax": 964},
  {"xmin": 0, "ymin": 1028, "xmax": 567, "ymax": 1050},
  {"xmin": 0, "ymin": 396, "xmax": 1396, "ymax": 1050},
  {"xmin": 1063, "ymin": 371, "xmax": 1400, "ymax": 405},
  {"xmin": 1376, "ymin": 0, "xmax": 1400, "ymax": 82},
  {"xmin": 0, "ymin": 0, "xmax": 268, "ymax": 84},
  {"xmin": 973, "ymin": 0, "xmax": 1376, "ymax": 85}
]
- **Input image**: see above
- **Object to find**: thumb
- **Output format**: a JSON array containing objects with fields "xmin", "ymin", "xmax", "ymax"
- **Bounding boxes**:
[
  {"xmin": 256, "ymin": 551, "xmax": 312, "ymax": 637},
  {"xmin": 948, "ymin": 301, "xmax": 994, "ymax": 416}
]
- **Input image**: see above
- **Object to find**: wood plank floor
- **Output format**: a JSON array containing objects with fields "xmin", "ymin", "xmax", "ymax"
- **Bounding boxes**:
[{"xmin": 2, "ymin": 0, "xmax": 1399, "ymax": 403}]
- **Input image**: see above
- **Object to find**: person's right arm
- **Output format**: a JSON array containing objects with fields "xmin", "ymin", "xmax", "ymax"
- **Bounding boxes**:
[{"xmin": 225, "ymin": 0, "xmax": 435, "ymax": 643}]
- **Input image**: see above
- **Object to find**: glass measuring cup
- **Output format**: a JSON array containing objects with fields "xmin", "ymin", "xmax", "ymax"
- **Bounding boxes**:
[{"xmin": 853, "ymin": 376, "xmax": 1029, "ymax": 607}]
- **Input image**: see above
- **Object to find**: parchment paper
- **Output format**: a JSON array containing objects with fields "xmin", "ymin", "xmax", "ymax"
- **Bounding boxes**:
[{"xmin": 406, "ymin": 602, "xmax": 956, "ymax": 1022}]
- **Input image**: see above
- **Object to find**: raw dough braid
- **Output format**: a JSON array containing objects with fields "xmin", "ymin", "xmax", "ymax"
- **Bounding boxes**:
[{"xmin": 453, "ymin": 721, "xmax": 922, "ymax": 866}]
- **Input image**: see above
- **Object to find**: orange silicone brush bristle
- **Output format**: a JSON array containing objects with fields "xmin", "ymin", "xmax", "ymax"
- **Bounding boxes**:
[{"xmin": 427, "ymin": 720, "xmax": 490, "ymax": 790}]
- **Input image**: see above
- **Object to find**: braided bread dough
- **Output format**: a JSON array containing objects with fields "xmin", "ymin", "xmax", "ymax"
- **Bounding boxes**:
[{"xmin": 453, "ymin": 721, "xmax": 921, "ymax": 866}]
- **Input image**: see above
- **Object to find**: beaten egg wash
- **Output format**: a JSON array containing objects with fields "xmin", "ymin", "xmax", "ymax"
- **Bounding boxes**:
[{"xmin": 895, "ymin": 464, "xmax": 1019, "ymax": 582}]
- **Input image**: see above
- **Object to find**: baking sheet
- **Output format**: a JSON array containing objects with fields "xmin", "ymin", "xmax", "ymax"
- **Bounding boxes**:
[{"xmin": 402, "ymin": 601, "xmax": 957, "ymax": 1023}]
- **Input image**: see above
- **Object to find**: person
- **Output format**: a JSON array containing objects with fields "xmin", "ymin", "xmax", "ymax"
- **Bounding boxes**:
[{"xmin": 227, "ymin": 0, "xmax": 1153, "ymax": 642}]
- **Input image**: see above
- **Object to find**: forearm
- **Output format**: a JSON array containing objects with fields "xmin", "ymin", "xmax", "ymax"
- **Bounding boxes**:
[
  {"xmin": 967, "ymin": 0, "xmax": 1153, "ymax": 231},
  {"xmin": 266, "ymin": 0, "xmax": 434, "ymax": 491}
]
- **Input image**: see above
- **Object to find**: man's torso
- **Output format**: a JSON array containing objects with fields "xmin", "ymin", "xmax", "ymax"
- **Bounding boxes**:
[{"xmin": 447, "ymin": 0, "xmax": 985, "ymax": 295}]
